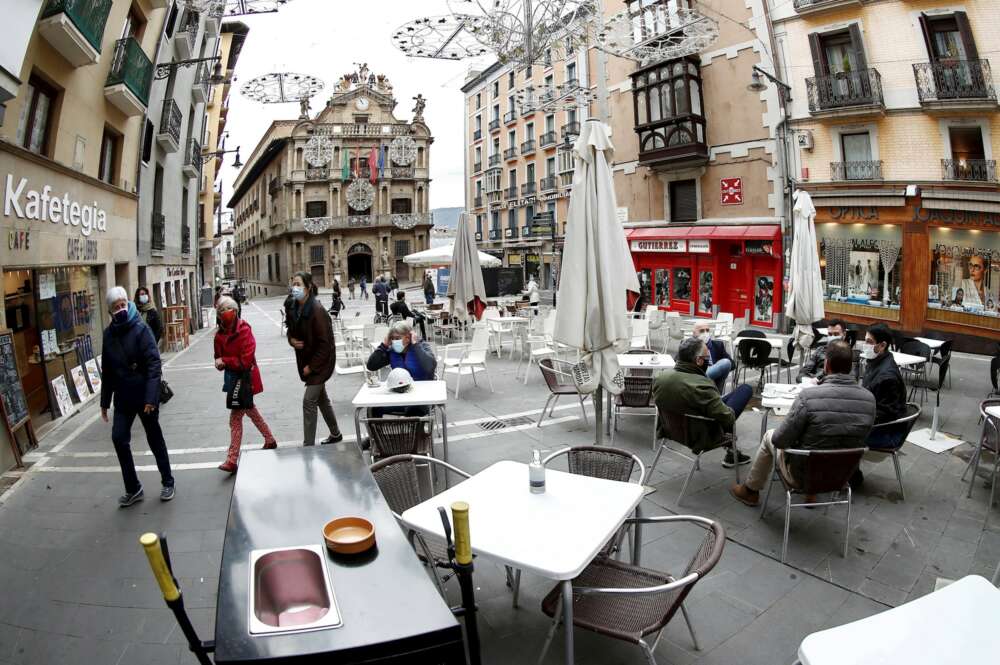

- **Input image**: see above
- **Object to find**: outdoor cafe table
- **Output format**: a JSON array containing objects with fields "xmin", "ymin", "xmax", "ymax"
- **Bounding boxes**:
[
  {"xmin": 915, "ymin": 336, "xmax": 947, "ymax": 351},
  {"xmin": 759, "ymin": 383, "xmax": 812, "ymax": 440},
  {"xmin": 351, "ymin": 379, "xmax": 450, "ymax": 477},
  {"xmin": 400, "ymin": 460, "xmax": 645, "ymax": 665}
]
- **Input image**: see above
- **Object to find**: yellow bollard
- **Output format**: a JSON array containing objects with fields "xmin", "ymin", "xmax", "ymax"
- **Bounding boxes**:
[
  {"xmin": 451, "ymin": 501, "xmax": 472, "ymax": 565},
  {"xmin": 139, "ymin": 532, "xmax": 180, "ymax": 602}
]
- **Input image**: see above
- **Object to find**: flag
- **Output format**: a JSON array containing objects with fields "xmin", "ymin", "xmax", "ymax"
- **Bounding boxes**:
[
  {"xmin": 354, "ymin": 148, "xmax": 360, "ymax": 179},
  {"xmin": 377, "ymin": 144, "xmax": 386, "ymax": 180},
  {"xmin": 368, "ymin": 146, "xmax": 378, "ymax": 184},
  {"xmin": 341, "ymin": 148, "xmax": 350, "ymax": 181}
]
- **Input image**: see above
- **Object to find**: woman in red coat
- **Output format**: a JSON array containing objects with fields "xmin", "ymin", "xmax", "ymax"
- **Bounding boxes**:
[{"xmin": 214, "ymin": 296, "xmax": 277, "ymax": 472}]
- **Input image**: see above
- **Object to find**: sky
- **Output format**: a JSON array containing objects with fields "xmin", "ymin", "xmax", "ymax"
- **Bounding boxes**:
[{"xmin": 220, "ymin": 0, "xmax": 493, "ymax": 211}]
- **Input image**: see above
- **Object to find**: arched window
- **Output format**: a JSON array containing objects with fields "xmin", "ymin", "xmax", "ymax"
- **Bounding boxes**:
[{"xmin": 629, "ymin": 55, "xmax": 707, "ymax": 166}]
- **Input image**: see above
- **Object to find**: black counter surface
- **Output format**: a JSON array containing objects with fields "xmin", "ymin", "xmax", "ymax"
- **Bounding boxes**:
[{"xmin": 213, "ymin": 444, "xmax": 463, "ymax": 664}]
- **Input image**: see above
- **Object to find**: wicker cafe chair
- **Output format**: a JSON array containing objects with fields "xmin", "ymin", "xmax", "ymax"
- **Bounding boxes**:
[
  {"xmin": 361, "ymin": 415, "xmax": 435, "ymax": 462},
  {"xmin": 759, "ymin": 447, "xmax": 866, "ymax": 563},
  {"xmin": 537, "ymin": 358, "xmax": 590, "ymax": 427},
  {"xmin": 864, "ymin": 403, "xmax": 921, "ymax": 501},
  {"xmin": 369, "ymin": 454, "xmax": 471, "ymax": 596},
  {"xmin": 536, "ymin": 515, "xmax": 726, "ymax": 665},
  {"xmin": 612, "ymin": 375, "xmax": 657, "ymax": 449},
  {"xmin": 649, "ymin": 409, "xmax": 740, "ymax": 505}
]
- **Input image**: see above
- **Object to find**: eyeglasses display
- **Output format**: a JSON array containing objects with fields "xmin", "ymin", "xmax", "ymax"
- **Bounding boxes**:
[
  {"xmin": 818, "ymin": 223, "xmax": 902, "ymax": 309},
  {"xmin": 928, "ymin": 228, "xmax": 1000, "ymax": 316}
]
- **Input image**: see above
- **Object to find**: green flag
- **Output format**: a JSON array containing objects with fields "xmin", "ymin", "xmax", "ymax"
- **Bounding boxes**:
[{"xmin": 341, "ymin": 148, "xmax": 350, "ymax": 181}]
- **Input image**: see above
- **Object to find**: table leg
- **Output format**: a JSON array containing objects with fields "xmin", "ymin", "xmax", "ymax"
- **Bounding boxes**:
[
  {"xmin": 594, "ymin": 388, "xmax": 603, "ymax": 446},
  {"xmin": 440, "ymin": 404, "xmax": 450, "ymax": 488},
  {"xmin": 759, "ymin": 407, "xmax": 769, "ymax": 443},
  {"xmin": 561, "ymin": 580, "xmax": 574, "ymax": 665},
  {"xmin": 354, "ymin": 407, "xmax": 363, "ymax": 453}
]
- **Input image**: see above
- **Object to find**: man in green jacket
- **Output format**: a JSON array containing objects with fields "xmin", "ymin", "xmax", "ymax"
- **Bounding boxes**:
[{"xmin": 653, "ymin": 336, "xmax": 753, "ymax": 468}]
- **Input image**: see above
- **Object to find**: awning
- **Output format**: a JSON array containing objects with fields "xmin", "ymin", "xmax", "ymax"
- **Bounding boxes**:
[{"xmin": 626, "ymin": 225, "xmax": 781, "ymax": 242}]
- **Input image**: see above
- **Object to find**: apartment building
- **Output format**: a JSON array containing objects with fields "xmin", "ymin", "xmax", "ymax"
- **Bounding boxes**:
[
  {"xmin": 230, "ymin": 67, "xmax": 434, "ymax": 295},
  {"xmin": 198, "ymin": 20, "xmax": 247, "ymax": 289},
  {"xmin": 773, "ymin": 0, "xmax": 1000, "ymax": 347},
  {"xmin": 0, "ymin": 0, "xmax": 167, "ymax": 469}
]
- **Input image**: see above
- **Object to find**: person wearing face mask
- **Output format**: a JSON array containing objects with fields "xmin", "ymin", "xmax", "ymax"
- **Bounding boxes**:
[
  {"xmin": 653, "ymin": 337, "xmax": 754, "ymax": 468},
  {"xmin": 287, "ymin": 271, "xmax": 343, "ymax": 446},
  {"xmin": 100, "ymin": 286, "xmax": 174, "ymax": 507},
  {"xmin": 797, "ymin": 319, "xmax": 846, "ymax": 383},
  {"xmin": 134, "ymin": 286, "xmax": 163, "ymax": 343},
  {"xmin": 692, "ymin": 322, "xmax": 732, "ymax": 392},
  {"xmin": 366, "ymin": 321, "xmax": 437, "ymax": 417},
  {"xmin": 214, "ymin": 296, "xmax": 278, "ymax": 473},
  {"xmin": 860, "ymin": 323, "xmax": 907, "ymax": 457}
]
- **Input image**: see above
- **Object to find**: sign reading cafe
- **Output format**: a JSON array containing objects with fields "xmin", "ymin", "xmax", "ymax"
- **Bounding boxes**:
[{"xmin": 3, "ymin": 175, "xmax": 108, "ymax": 237}]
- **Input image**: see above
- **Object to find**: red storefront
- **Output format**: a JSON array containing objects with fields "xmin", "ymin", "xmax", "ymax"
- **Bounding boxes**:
[{"xmin": 627, "ymin": 224, "xmax": 784, "ymax": 328}]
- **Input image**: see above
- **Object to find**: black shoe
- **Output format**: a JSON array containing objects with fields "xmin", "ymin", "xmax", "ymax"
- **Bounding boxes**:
[
  {"xmin": 849, "ymin": 469, "xmax": 864, "ymax": 490},
  {"xmin": 118, "ymin": 486, "xmax": 144, "ymax": 507},
  {"xmin": 359, "ymin": 437, "xmax": 371, "ymax": 451},
  {"xmin": 723, "ymin": 450, "xmax": 751, "ymax": 468},
  {"xmin": 160, "ymin": 485, "xmax": 175, "ymax": 501},
  {"xmin": 321, "ymin": 433, "xmax": 344, "ymax": 445}
]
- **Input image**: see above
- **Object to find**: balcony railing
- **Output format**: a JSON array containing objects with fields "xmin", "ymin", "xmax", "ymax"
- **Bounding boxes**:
[
  {"xmin": 489, "ymin": 228, "xmax": 501, "ymax": 240},
  {"xmin": 473, "ymin": 129, "xmax": 483, "ymax": 141},
  {"xmin": 942, "ymin": 159, "xmax": 997, "ymax": 182},
  {"xmin": 473, "ymin": 161, "xmax": 483, "ymax": 172},
  {"xmin": 793, "ymin": 0, "xmax": 860, "ymax": 12},
  {"xmin": 192, "ymin": 62, "xmax": 210, "ymax": 102},
  {"xmin": 914, "ymin": 60, "xmax": 996, "ymax": 105},
  {"xmin": 540, "ymin": 175, "xmax": 558, "ymax": 191},
  {"xmin": 488, "ymin": 154, "xmax": 501, "ymax": 167},
  {"xmin": 181, "ymin": 223, "xmax": 191, "ymax": 255},
  {"xmin": 306, "ymin": 167, "xmax": 328, "ymax": 181},
  {"xmin": 159, "ymin": 99, "xmax": 182, "ymax": 145},
  {"xmin": 504, "ymin": 185, "xmax": 518, "ymax": 199},
  {"xmin": 489, "ymin": 118, "xmax": 501, "ymax": 132},
  {"xmin": 806, "ymin": 68, "xmax": 883, "ymax": 114},
  {"xmin": 562, "ymin": 121, "xmax": 581, "ymax": 139},
  {"xmin": 183, "ymin": 138, "xmax": 201, "ymax": 178},
  {"xmin": 521, "ymin": 139, "xmax": 536, "ymax": 155},
  {"xmin": 288, "ymin": 213, "xmax": 434, "ymax": 232},
  {"xmin": 504, "ymin": 147, "xmax": 518, "ymax": 160},
  {"xmin": 540, "ymin": 131, "xmax": 558, "ymax": 147},
  {"xmin": 474, "ymin": 195, "xmax": 484, "ymax": 208},
  {"xmin": 390, "ymin": 166, "xmax": 415, "ymax": 179},
  {"xmin": 831, "ymin": 160, "xmax": 883, "ymax": 181},
  {"xmin": 521, "ymin": 181, "xmax": 537, "ymax": 196},
  {"xmin": 41, "ymin": 0, "xmax": 112, "ymax": 52},
  {"xmin": 504, "ymin": 110, "xmax": 517, "ymax": 124},
  {"xmin": 151, "ymin": 212, "xmax": 166, "ymax": 251},
  {"xmin": 106, "ymin": 37, "xmax": 153, "ymax": 106}
]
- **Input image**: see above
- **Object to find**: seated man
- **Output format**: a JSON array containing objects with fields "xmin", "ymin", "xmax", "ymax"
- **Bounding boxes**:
[
  {"xmin": 653, "ymin": 337, "xmax": 754, "ymax": 468},
  {"xmin": 693, "ymin": 321, "xmax": 732, "ymax": 392},
  {"xmin": 367, "ymin": 321, "xmax": 436, "ymax": 417},
  {"xmin": 797, "ymin": 319, "xmax": 846, "ymax": 382},
  {"xmin": 390, "ymin": 291, "xmax": 427, "ymax": 339},
  {"xmin": 861, "ymin": 322, "xmax": 908, "ymax": 457},
  {"xmin": 730, "ymin": 340, "xmax": 875, "ymax": 506}
]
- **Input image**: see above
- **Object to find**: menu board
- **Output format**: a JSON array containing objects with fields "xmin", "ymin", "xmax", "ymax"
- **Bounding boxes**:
[{"xmin": 0, "ymin": 330, "xmax": 30, "ymax": 430}]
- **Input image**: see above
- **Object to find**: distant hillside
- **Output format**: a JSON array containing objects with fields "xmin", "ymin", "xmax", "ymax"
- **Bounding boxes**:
[{"xmin": 431, "ymin": 207, "xmax": 464, "ymax": 229}]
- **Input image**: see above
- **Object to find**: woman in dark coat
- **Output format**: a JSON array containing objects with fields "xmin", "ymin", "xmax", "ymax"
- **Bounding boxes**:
[
  {"xmin": 134, "ymin": 286, "xmax": 163, "ymax": 343},
  {"xmin": 287, "ymin": 271, "xmax": 342, "ymax": 446},
  {"xmin": 100, "ymin": 286, "xmax": 174, "ymax": 506},
  {"xmin": 215, "ymin": 296, "xmax": 277, "ymax": 473}
]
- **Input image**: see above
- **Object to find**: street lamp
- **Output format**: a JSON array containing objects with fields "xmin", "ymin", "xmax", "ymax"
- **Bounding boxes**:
[
  {"xmin": 202, "ymin": 145, "xmax": 242, "ymax": 169},
  {"xmin": 747, "ymin": 65, "xmax": 792, "ymax": 101}
]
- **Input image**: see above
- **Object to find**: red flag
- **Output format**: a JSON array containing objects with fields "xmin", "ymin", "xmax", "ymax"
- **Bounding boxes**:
[
  {"xmin": 368, "ymin": 147, "xmax": 378, "ymax": 184},
  {"xmin": 353, "ymin": 148, "xmax": 360, "ymax": 179}
]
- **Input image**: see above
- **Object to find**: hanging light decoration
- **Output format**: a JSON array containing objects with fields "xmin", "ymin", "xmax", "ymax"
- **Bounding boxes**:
[
  {"xmin": 389, "ymin": 136, "xmax": 418, "ymax": 166},
  {"xmin": 391, "ymin": 15, "xmax": 491, "ymax": 60},
  {"xmin": 346, "ymin": 180, "xmax": 376, "ymax": 212},
  {"xmin": 182, "ymin": 0, "xmax": 293, "ymax": 16},
  {"xmin": 304, "ymin": 136, "xmax": 334, "ymax": 167},
  {"xmin": 515, "ymin": 79, "xmax": 596, "ymax": 113},
  {"xmin": 303, "ymin": 217, "xmax": 332, "ymax": 235},
  {"xmin": 240, "ymin": 72, "xmax": 325, "ymax": 104},
  {"xmin": 594, "ymin": 1, "xmax": 720, "ymax": 66}
]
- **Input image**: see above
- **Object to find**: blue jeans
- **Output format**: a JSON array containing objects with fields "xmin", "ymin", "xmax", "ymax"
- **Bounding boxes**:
[
  {"xmin": 707, "ymin": 358, "xmax": 732, "ymax": 393},
  {"xmin": 425, "ymin": 293, "xmax": 434, "ymax": 305},
  {"xmin": 112, "ymin": 405, "xmax": 173, "ymax": 494},
  {"xmin": 722, "ymin": 383, "xmax": 753, "ymax": 423}
]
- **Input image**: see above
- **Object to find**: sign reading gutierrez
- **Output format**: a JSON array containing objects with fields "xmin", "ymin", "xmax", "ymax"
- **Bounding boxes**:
[{"xmin": 3, "ymin": 174, "xmax": 108, "ymax": 237}]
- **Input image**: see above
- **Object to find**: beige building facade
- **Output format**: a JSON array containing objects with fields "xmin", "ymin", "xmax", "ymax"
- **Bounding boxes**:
[
  {"xmin": 231, "ymin": 67, "xmax": 434, "ymax": 295},
  {"xmin": 773, "ymin": 0, "xmax": 1000, "ymax": 347}
]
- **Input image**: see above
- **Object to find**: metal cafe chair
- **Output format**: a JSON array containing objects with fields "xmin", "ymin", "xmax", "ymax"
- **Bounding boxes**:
[
  {"xmin": 964, "ymin": 399, "xmax": 1000, "ymax": 506},
  {"xmin": 611, "ymin": 374, "xmax": 657, "ymax": 449},
  {"xmin": 537, "ymin": 358, "xmax": 590, "ymax": 427},
  {"xmin": 649, "ymin": 409, "xmax": 740, "ymax": 506},
  {"xmin": 759, "ymin": 447, "xmax": 866, "ymax": 563},
  {"xmin": 864, "ymin": 403, "xmax": 921, "ymax": 501},
  {"xmin": 536, "ymin": 515, "xmax": 725, "ymax": 665}
]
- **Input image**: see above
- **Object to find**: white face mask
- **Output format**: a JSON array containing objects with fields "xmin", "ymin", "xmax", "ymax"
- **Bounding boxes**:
[
  {"xmin": 138, "ymin": 294, "xmax": 149, "ymax": 305},
  {"xmin": 698, "ymin": 332, "xmax": 711, "ymax": 343},
  {"xmin": 861, "ymin": 343, "xmax": 877, "ymax": 360}
]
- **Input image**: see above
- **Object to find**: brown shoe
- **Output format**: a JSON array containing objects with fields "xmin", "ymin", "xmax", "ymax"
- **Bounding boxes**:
[
  {"xmin": 730, "ymin": 483, "xmax": 760, "ymax": 507},
  {"xmin": 262, "ymin": 440, "xmax": 277, "ymax": 450},
  {"xmin": 218, "ymin": 461, "xmax": 237, "ymax": 474}
]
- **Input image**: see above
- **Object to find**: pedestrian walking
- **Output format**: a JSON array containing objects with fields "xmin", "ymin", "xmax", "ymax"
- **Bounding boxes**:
[
  {"xmin": 214, "ymin": 296, "xmax": 278, "ymax": 473},
  {"xmin": 423, "ymin": 271, "xmax": 436, "ymax": 305},
  {"xmin": 526, "ymin": 274, "xmax": 540, "ymax": 315},
  {"xmin": 360, "ymin": 275, "xmax": 369, "ymax": 300},
  {"xmin": 348, "ymin": 277, "xmax": 356, "ymax": 299},
  {"xmin": 287, "ymin": 271, "xmax": 343, "ymax": 445},
  {"xmin": 134, "ymin": 286, "xmax": 163, "ymax": 343},
  {"xmin": 373, "ymin": 275, "xmax": 390, "ymax": 319},
  {"xmin": 100, "ymin": 286, "xmax": 174, "ymax": 507},
  {"xmin": 330, "ymin": 278, "xmax": 344, "ymax": 318},
  {"xmin": 389, "ymin": 274, "xmax": 399, "ymax": 295}
]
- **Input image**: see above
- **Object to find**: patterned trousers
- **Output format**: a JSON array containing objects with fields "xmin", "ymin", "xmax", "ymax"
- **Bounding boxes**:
[{"xmin": 226, "ymin": 407, "xmax": 277, "ymax": 464}]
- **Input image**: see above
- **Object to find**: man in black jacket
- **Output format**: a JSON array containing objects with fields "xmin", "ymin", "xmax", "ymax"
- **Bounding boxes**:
[
  {"xmin": 390, "ymin": 292, "xmax": 427, "ymax": 338},
  {"xmin": 861, "ymin": 323, "xmax": 907, "ymax": 447},
  {"xmin": 693, "ymin": 321, "xmax": 732, "ymax": 392}
]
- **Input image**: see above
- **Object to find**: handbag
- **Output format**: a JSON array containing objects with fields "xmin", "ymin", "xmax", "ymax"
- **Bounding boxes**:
[
  {"xmin": 159, "ymin": 380, "xmax": 174, "ymax": 404},
  {"xmin": 225, "ymin": 368, "xmax": 254, "ymax": 410},
  {"xmin": 111, "ymin": 334, "xmax": 172, "ymax": 406}
]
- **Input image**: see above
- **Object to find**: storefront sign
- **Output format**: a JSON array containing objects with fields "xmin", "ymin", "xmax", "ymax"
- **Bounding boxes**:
[
  {"xmin": 745, "ymin": 240, "xmax": 774, "ymax": 256},
  {"xmin": 689, "ymin": 239, "xmax": 710, "ymax": 254},
  {"xmin": 828, "ymin": 206, "xmax": 879, "ymax": 221},
  {"xmin": 721, "ymin": 178, "xmax": 743, "ymax": 206},
  {"xmin": 66, "ymin": 238, "xmax": 98, "ymax": 261},
  {"xmin": 631, "ymin": 239, "xmax": 686, "ymax": 252},
  {"xmin": 616, "ymin": 207, "xmax": 629, "ymax": 223},
  {"xmin": 167, "ymin": 266, "xmax": 187, "ymax": 277},
  {"xmin": 913, "ymin": 205, "xmax": 1000, "ymax": 228},
  {"xmin": 7, "ymin": 230, "xmax": 29, "ymax": 250},
  {"xmin": 3, "ymin": 174, "xmax": 108, "ymax": 237}
]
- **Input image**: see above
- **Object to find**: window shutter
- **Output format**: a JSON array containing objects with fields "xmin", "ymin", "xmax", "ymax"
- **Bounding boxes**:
[
  {"xmin": 847, "ymin": 24, "xmax": 868, "ymax": 71},
  {"xmin": 954, "ymin": 11, "xmax": 979, "ymax": 61},
  {"xmin": 918, "ymin": 13, "xmax": 935, "ymax": 60},
  {"xmin": 808, "ymin": 33, "xmax": 827, "ymax": 77},
  {"xmin": 670, "ymin": 180, "xmax": 697, "ymax": 223}
]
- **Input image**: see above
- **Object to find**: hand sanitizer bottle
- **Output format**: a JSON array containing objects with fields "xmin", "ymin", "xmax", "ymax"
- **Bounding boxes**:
[{"xmin": 529, "ymin": 449, "xmax": 545, "ymax": 494}]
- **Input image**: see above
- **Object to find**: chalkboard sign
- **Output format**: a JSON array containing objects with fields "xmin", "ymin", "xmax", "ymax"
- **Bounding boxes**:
[
  {"xmin": 496, "ymin": 268, "xmax": 524, "ymax": 297},
  {"xmin": 0, "ymin": 330, "xmax": 30, "ymax": 431}
]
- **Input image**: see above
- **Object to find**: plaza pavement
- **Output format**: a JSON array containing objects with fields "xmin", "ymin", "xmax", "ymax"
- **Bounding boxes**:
[{"xmin": 0, "ymin": 290, "xmax": 997, "ymax": 664}]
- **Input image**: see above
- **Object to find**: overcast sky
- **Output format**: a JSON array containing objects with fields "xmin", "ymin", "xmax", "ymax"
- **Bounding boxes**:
[{"xmin": 221, "ymin": 0, "xmax": 491, "ymax": 211}]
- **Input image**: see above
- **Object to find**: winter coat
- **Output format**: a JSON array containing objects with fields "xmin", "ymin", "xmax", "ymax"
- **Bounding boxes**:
[
  {"xmin": 139, "ymin": 305, "xmax": 163, "ymax": 342},
  {"xmin": 367, "ymin": 340, "xmax": 437, "ymax": 381},
  {"xmin": 862, "ymin": 352, "xmax": 907, "ymax": 424},
  {"xmin": 287, "ymin": 295, "xmax": 336, "ymax": 385},
  {"xmin": 373, "ymin": 280, "xmax": 390, "ymax": 301},
  {"xmin": 771, "ymin": 373, "xmax": 875, "ymax": 451},
  {"xmin": 705, "ymin": 338, "xmax": 731, "ymax": 366},
  {"xmin": 214, "ymin": 318, "xmax": 264, "ymax": 395},
  {"xmin": 797, "ymin": 343, "xmax": 829, "ymax": 381},
  {"xmin": 652, "ymin": 361, "xmax": 734, "ymax": 452},
  {"xmin": 423, "ymin": 277, "xmax": 435, "ymax": 296},
  {"xmin": 101, "ymin": 310, "xmax": 161, "ymax": 410}
]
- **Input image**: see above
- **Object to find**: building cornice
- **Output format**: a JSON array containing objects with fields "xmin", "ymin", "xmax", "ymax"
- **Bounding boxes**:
[{"xmin": 0, "ymin": 139, "xmax": 138, "ymax": 200}]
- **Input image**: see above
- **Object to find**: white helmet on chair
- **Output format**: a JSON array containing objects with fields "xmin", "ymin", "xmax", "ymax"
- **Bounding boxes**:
[{"xmin": 386, "ymin": 367, "xmax": 414, "ymax": 393}]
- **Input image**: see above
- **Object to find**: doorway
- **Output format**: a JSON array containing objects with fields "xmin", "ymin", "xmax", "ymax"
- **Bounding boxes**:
[{"xmin": 347, "ymin": 242, "xmax": 373, "ymax": 282}]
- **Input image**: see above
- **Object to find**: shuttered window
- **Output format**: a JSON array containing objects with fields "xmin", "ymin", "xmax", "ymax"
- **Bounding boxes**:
[{"xmin": 669, "ymin": 180, "xmax": 697, "ymax": 223}]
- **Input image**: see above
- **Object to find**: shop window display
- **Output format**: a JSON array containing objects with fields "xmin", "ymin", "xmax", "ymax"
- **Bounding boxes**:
[
  {"xmin": 672, "ymin": 267, "xmax": 691, "ymax": 301},
  {"xmin": 928, "ymin": 229, "xmax": 1000, "ymax": 316},
  {"xmin": 818, "ymin": 224, "xmax": 902, "ymax": 309},
  {"xmin": 698, "ymin": 271, "xmax": 713, "ymax": 313},
  {"xmin": 636, "ymin": 269, "xmax": 652, "ymax": 303},
  {"xmin": 655, "ymin": 269, "xmax": 669, "ymax": 306}
]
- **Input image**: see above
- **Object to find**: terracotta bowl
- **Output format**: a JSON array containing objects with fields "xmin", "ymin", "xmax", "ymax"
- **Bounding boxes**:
[{"xmin": 323, "ymin": 517, "xmax": 376, "ymax": 555}]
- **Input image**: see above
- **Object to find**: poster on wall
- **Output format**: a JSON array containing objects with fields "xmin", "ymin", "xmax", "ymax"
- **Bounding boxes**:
[
  {"xmin": 38, "ymin": 273, "xmax": 56, "ymax": 300},
  {"xmin": 754, "ymin": 275, "xmax": 775, "ymax": 325},
  {"xmin": 672, "ymin": 268, "xmax": 691, "ymax": 301},
  {"xmin": 655, "ymin": 269, "xmax": 669, "ymax": 306},
  {"xmin": 848, "ymin": 250, "xmax": 881, "ymax": 299},
  {"xmin": 930, "ymin": 232, "xmax": 1000, "ymax": 314},
  {"xmin": 85, "ymin": 359, "xmax": 102, "ymax": 394},
  {"xmin": 698, "ymin": 271, "xmax": 714, "ymax": 313},
  {"xmin": 50, "ymin": 375, "xmax": 75, "ymax": 418},
  {"xmin": 70, "ymin": 366, "xmax": 92, "ymax": 402},
  {"xmin": 637, "ymin": 270, "xmax": 652, "ymax": 304}
]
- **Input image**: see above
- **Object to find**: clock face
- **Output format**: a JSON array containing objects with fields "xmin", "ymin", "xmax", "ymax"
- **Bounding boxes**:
[{"xmin": 355, "ymin": 97, "xmax": 370, "ymax": 111}]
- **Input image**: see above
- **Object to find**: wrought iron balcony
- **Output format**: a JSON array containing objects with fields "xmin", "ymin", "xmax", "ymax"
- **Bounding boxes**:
[
  {"xmin": 540, "ymin": 175, "xmax": 558, "ymax": 191},
  {"xmin": 505, "ymin": 227, "xmax": 517, "ymax": 239},
  {"xmin": 157, "ymin": 99, "xmax": 182, "ymax": 152},
  {"xmin": 473, "ymin": 161, "xmax": 483, "ymax": 173},
  {"xmin": 564, "ymin": 77, "xmax": 580, "ymax": 89},
  {"xmin": 38, "ymin": 0, "xmax": 112, "ymax": 66},
  {"xmin": 151, "ymin": 212, "xmax": 166, "ymax": 251},
  {"xmin": 305, "ymin": 167, "xmax": 328, "ymax": 181},
  {"xmin": 521, "ymin": 139, "xmax": 536, "ymax": 155},
  {"xmin": 504, "ymin": 110, "xmax": 517, "ymax": 124},
  {"xmin": 474, "ymin": 195, "xmax": 484, "ymax": 208},
  {"xmin": 390, "ymin": 166, "xmax": 415, "ymax": 179},
  {"xmin": 268, "ymin": 177, "xmax": 282, "ymax": 194},
  {"xmin": 286, "ymin": 213, "xmax": 434, "ymax": 233},
  {"xmin": 473, "ymin": 129, "xmax": 482, "ymax": 141},
  {"xmin": 182, "ymin": 223, "xmax": 191, "ymax": 255},
  {"xmin": 488, "ymin": 153, "xmax": 501, "ymax": 167},
  {"xmin": 830, "ymin": 160, "xmax": 882, "ymax": 181},
  {"xmin": 942, "ymin": 159, "xmax": 997, "ymax": 182},
  {"xmin": 192, "ymin": 62, "xmax": 210, "ymax": 104},
  {"xmin": 504, "ymin": 147, "xmax": 518, "ymax": 160},
  {"xmin": 182, "ymin": 139, "xmax": 201, "ymax": 179},
  {"xmin": 521, "ymin": 181, "xmax": 537, "ymax": 196},
  {"xmin": 806, "ymin": 68, "xmax": 883, "ymax": 115},
  {"xmin": 562, "ymin": 121, "xmax": 581, "ymax": 139},
  {"xmin": 105, "ymin": 37, "xmax": 153, "ymax": 114},
  {"xmin": 174, "ymin": 10, "xmax": 198, "ymax": 59},
  {"xmin": 489, "ymin": 118, "xmax": 501, "ymax": 132},
  {"xmin": 504, "ymin": 185, "xmax": 518, "ymax": 199},
  {"xmin": 913, "ymin": 60, "xmax": 997, "ymax": 108},
  {"xmin": 540, "ymin": 131, "xmax": 558, "ymax": 147},
  {"xmin": 489, "ymin": 228, "xmax": 501, "ymax": 240},
  {"xmin": 793, "ymin": 0, "xmax": 861, "ymax": 14}
]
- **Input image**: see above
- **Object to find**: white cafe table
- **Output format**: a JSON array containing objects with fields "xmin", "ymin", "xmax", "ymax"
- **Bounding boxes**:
[
  {"xmin": 892, "ymin": 351, "xmax": 928, "ymax": 367},
  {"xmin": 758, "ymin": 382, "xmax": 814, "ymax": 439},
  {"xmin": 797, "ymin": 575, "xmax": 1000, "ymax": 665},
  {"xmin": 401, "ymin": 460, "xmax": 645, "ymax": 665},
  {"xmin": 351, "ymin": 379, "xmax": 450, "ymax": 476},
  {"xmin": 914, "ymin": 336, "xmax": 947, "ymax": 351},
  {"xmin": 617, "ymin": 353, "xmax": 675, "ymax": 370}
]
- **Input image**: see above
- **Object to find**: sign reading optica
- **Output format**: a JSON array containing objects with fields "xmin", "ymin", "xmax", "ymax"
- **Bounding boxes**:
[{"xmin": 3, "ymin": 174, "xmax": 108, "ymax": 237}]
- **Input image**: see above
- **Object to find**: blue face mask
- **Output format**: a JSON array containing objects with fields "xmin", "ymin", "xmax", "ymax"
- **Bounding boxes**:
[
  {"xmin": 391, "ymin": 339, "xmax": 405, "ymax": 354},
  {"xmin": 291, "ymin": 286, "xmax": 305, "ymax": 301}
]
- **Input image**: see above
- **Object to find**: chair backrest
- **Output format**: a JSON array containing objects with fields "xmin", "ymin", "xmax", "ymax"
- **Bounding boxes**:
[
  {"xmin": 370, "ymin": 454, "xmax": 471, "ymax": 516},
  {"xmin": 938, "ymin": 340, "xmax": 953, "ymax": 358},
  {"xmin": 539, "ymin": 357, "xmax": 575, "ymax": 392},
  {"xmin": 619, "ymin": 375, "xmax": 654, "ymax": 407},
  {"xmin": 780, "ymin": 448, "xmax": 866, "ymax": 494},
  {"xmin": 737, "ymin": 338, "xmax": 773, "ymax": 366},
  {"xmin": 365, "ymin": 416, "xmax": 431, "ymax": 459},
  {"xmin": 544, "ymin": 445, "xmax": 642, "ymax": 484},
  {"xmin": 469, "ymin": 324, "xmax": 490, "ymax": 354},
  {"xmin": 900, "ymin": 339, "xmax": 931, "ymax": 361},
  {"xmin": 736, "ymin": 329, "xmax": 765, "ymax": 339},
  {"xmin": 631, "ymin": 318, "xmax": 649, "ymax": 338},
  {"xmin": 372, "ymin": 325, "xmax": 389, "ymax": 343},
  {"xmin": 869, "ymin": 402, "xmax": 920, "ymax": 451},
  {"xmin": 483, "ymin": 307, "xmax": 501, "ymax": 320}
]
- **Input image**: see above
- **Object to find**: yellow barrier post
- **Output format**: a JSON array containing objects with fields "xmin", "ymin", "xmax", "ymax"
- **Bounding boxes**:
[{"xmin": 450, "ymin": 502, "xmax": 480, "ymax": 665}]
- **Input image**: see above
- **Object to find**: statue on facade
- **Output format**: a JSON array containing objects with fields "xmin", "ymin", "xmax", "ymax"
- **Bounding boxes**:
[
  {"xmin": 355, "ymin": 62, "xmax": 370, "ymax": 84},
  {"xmin": 331, "ymin": 253, "xmax": 341, "ymax": 271},
  {"xmin": 380, "ymin": 248, "xmax": 390, "ymax": 272},
  {"xmin": 298, "ymin": 95, "xmax": 311, "ymax": 119},
  {"xmin": 376, "ymin": 74, "xmax": 390, "ymax": 93},
  {"xmin": 338, "ymin": 73, "xmax": 353, "ymax": 91},
  {"xmin": 412, "ymin": 94, "xmax": 426, "ymax": 120}
]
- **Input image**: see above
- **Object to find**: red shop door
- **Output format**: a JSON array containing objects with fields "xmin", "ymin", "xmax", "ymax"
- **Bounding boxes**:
[
  {"xmin": 692, "ymin": 255, "xmax": 719, "ymax": 317},
  {"xmin": 720, "ymin": 254, "xmax": 752, "ymax": 320}
]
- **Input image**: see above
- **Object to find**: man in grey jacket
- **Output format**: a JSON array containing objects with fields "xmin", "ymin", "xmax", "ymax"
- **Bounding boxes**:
[{"xmin": 730, "ymin": 340, "xmax": 875, "ymax": 507}]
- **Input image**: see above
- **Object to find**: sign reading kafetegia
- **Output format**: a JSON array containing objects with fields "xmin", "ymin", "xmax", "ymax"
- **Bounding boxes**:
[
  {"xmin": 4, "ymin": 174, "xmax": 108, "ymax": 237},
  {"xmin": 721, "ymin": 177, "xmax": 743, "ymax": 206}
]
